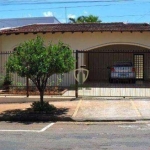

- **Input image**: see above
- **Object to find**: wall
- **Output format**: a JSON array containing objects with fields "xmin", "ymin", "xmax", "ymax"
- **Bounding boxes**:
[
  {"xmin": 88, "ymin": 53, "xmax": 134, "ymax": 81},
  {"xmin": 1, "ymin": 31, "xmax": 150, "ymax": 86},
  {"xmin": 0, "ymin": 37, "xmax": 2, "ymax": 51},
  {"xmin": 1, "ymin": 32, "xmax": 150, "ymax": 52}
]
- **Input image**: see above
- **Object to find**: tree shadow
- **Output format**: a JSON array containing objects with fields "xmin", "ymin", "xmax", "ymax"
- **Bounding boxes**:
[{"xmin": 0, "ymin": 107, "xmax": 72, "ymax": 124}]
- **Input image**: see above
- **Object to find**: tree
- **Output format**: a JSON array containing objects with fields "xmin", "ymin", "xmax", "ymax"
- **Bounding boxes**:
[
  {"xmin": 6, "ymin": 36, "xmax": 75, "ymax": 105},
  {"xmin": 69, "ymin": 15, "xmax": 102, "ymax": 23}
]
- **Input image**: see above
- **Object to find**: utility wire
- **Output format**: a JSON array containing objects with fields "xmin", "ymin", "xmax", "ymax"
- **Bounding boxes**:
[
  {"xmin": 0, "ymin": 0, "xmax": 149, "ymax": 23},
  {"xmin": 134, "ymin": 10, "xmax": 150, "ymax": 21},
  {"xmin": 0, "ymin": 0, "xmax": 134, "ymax": 5},
  {"xmin": 0, "ymin": 4, "xmax": 110, "ymax": 12},
  {"xmin": 0, "ymin": 0, "xmax": 149, "ymax": 12}
]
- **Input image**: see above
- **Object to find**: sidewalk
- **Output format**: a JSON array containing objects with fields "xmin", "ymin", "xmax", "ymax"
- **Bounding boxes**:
[
  {"xmin": 0, "ymin": 95, "xmax": 77, "ymax": 121},
  {"xmin": 73, "ymin": 98, "xmax": 150, "ymax": 121},
  {"xmin": 0, "ymin": 97, "xmax": 150, "ymax": 121}
]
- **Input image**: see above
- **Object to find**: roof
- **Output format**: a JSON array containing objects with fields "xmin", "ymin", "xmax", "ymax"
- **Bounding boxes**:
[
  {"xmin": 0, "ymin": 16, "xmax": 60, "ymax": 28},
  {"xmin": 0, "ymin": 22, "xmax": 150, "ymax": 35}
]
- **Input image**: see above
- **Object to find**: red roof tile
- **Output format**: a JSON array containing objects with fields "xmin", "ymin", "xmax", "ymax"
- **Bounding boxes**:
[{"xmin": 0, "ymin": 23, "xmax": 150, "ymax": 34}]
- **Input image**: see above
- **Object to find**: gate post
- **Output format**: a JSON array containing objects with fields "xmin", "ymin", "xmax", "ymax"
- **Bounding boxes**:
[
  {"xmin": 75, "ymin": 50, "xmax": 78, "ymax": 98},
  {"xmin": 26, "ymin": 77, "xmax": 29, "ymax": 97}
]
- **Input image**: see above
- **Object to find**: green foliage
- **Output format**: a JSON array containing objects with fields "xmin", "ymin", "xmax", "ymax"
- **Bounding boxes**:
[
  {"xmin": 31, "ymin": 101, "xmax": 57, "ymax": 113},
  {"xmin": 15, "ymin": 82, "xmax": 24, "ymax": 86},
  {"xmin": 3, "ymin": 73, "xmax": 12, "ymax": 86},
  {"xmin": 0, "ymin": 74, "xmax": 11, "ymax": 89},
  {"xmin": 7, "ymin": 36, "xmax": 75, "ymax": 78},
  {"xmin": 47, "ymin": 74, "xmax": 64, "ymax": 87},
  {"xmin": 0, "ymin": 75, "xmax": 5, "ymax": 88},
  {"xmin": 69, "ymin": 15, "xmax": 102, "ymax": 23},
  {"xmin": 56, "ymin": 74, "xmax": 64, "ymax": 86},
  {"xmin": 6, "ymin": 36, "xmax": 75, "ymax": 104}
]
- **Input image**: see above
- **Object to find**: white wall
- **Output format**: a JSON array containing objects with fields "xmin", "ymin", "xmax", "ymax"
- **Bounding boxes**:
[
  {"xmin": 1, "ymin": 32, "xmax": 150, "ymax": 52},
  {"xmin": 1, "ymin": 31, "xmax": 150, "ymax": 86}
]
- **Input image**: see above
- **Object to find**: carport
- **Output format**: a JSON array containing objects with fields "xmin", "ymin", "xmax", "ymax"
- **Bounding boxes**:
[{"xmin": 76, "ymin": 44, "xmax": 150, "ymax": 97}]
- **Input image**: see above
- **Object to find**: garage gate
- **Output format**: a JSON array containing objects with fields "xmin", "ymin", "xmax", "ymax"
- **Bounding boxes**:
[{"xmin": 76, "ymin": 44, "xmax": 150, "ymax": 97}]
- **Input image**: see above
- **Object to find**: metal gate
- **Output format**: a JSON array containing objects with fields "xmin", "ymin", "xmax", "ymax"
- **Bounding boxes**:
[
  {"xmin": 1, "ymin": 47, "xmax": 150, "ymax": 98},
  {"xmin": 75, "ymin": 48, "xmax": 150, "ymax": 97}
]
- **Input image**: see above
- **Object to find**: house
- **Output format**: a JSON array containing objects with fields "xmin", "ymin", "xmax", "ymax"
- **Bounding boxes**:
[
  {"xmin": 0, "ymin": 16, "xmax": 60, "ymax": 28},
  {"xmin": 0, "ymin": 22, "xmax": 150, "ymax": 97}
]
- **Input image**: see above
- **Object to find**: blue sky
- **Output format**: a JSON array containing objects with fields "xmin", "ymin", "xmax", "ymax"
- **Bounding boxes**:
[{"xmin": 0, "ymin": 0, "xmax": 150, "ymax": 23}]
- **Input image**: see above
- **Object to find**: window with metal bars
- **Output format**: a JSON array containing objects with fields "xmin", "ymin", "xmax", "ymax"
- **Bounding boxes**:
[{"xmin": 134, "ymin": 54, "xmax": 144, "ymax": 80}]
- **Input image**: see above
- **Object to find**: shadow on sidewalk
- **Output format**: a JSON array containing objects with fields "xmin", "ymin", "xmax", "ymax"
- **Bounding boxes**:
[{"xmin": 0, "ymin": 107, "xmax": 73, "ymax": 123}]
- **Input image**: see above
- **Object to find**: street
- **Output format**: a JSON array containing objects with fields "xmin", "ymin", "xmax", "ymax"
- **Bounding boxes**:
[{"xmin": 0, "ymin": 121, "xmax": 150, "ymax": 150}]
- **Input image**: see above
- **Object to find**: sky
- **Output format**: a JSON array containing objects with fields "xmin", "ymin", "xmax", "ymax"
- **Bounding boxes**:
[{"xmin": 0, "ymin": 0, "xmax": 150, "ymax": 23}]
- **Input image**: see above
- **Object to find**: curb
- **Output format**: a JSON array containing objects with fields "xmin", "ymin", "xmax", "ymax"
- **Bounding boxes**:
[
  {"xmin": 1, "ymin": 114, "xmax": 150, "ymax": 122},
  {"xmin": 0, "ymin": 97, "xmax": 78, "ymax": 104},
  {"xmin": 72, "ymin": 117, "xmax": 150, "ymax": 122}
]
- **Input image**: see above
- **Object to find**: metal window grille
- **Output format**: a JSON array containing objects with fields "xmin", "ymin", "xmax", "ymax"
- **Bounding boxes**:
[{"xmin": 134, "ymin": 54, "xmax": 144, "ymax": 80}]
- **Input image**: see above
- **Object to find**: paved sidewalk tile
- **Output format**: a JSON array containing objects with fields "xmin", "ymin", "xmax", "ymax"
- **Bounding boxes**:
[
  {"xmin": 0, "ymin": 103, "xmax": 31, "ymax": 113},
  {"xmin": 131, "ymin": 99, "xmax": 150, "ymax": 119},
  {"xmin": 73, "ymin": 99, "xmax": 143, "ymax": 120},
  {"xmin": 1, "ymin": 98, "xmax": 150, "ymax": 121}
]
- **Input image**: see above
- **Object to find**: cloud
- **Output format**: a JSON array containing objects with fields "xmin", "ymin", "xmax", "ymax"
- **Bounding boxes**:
[
  {"xmin": 59, "ymin": 19, "xmax": 66, "ymax": 23},
  {"xmin": 43, "ymin": 11, "xmax": 53, "ymax": 17},
  {"xmin": 67, "ymin": 14, "xmax": 76, "ymax": 19},
  {"xmin": 83, "ymin": 11, "xmax": 88, "ymax": 15}
]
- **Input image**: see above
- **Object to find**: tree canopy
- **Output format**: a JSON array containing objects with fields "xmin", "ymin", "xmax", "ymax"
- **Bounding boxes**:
[
  {"xmin": 69, "ymin": 15, "xmax": 102, "ymax": 23},
  {"xmin": 7, "ymin": 36, "xmax": 75, "ymax": 104}
]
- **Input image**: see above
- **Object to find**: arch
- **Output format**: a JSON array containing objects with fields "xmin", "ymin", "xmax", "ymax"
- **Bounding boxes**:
[
  {"xmin": 12, "ymin": 44, "xmax": 20, "ymax": 51},
  {"xmin": 84, "ymin": 42, "xmax": 150, "ymax": 51}
]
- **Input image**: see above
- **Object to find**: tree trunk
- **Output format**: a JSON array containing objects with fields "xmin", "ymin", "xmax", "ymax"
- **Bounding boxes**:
[{"xmin": 40, "ymin": 90, "xmax": 44, "ymax": 105}]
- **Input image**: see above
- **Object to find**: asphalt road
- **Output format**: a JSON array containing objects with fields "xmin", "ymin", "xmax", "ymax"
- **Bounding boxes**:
[{"xmin": 0, "ymin": 121, "xmax": 150, "ymax": 150}]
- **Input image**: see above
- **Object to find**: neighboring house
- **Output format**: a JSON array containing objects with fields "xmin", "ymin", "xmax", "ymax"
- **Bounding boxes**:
[
  {"xmin": 0, "ymin": 22, "xmax": 150, "ymax": 97},
  {"xmin": 0, "ymin": 16, "xmax": 60, "ymax": 28}
]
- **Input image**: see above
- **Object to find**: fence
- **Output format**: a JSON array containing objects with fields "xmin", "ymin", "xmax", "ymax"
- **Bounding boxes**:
[
  {"xmin": 1, "ymin": 48, "xmax": 150, "ymax": 98},
  {"xmin": 76, "ymin": 48, "xmax": 150, "ymax": 97},
  {"xmin": 0, "ymin": 51, "xmax": 76, "ymax": 97}
]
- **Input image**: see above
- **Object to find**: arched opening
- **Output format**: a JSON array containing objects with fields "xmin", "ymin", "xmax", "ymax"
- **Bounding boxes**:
[{"xmin": 82, "ymin": 44, "xmax": 150, "ymax": 82}]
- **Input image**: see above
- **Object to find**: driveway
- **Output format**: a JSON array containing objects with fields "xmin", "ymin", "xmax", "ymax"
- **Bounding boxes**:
[{"xmin": 73, "ymin": 98, "xmax": 150, "ymax": 121}]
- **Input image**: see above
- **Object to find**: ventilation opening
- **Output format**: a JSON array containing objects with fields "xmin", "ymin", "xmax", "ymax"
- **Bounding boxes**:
[{"xmin": 134, "ymin": 54, "xmax": 144, "ymax": 80}]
